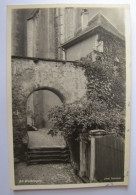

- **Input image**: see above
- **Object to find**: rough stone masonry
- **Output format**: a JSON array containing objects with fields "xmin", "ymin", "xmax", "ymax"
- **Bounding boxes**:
[{"xmin": 12, "ymin": 57, "xmax": 87, "ymax": 157}]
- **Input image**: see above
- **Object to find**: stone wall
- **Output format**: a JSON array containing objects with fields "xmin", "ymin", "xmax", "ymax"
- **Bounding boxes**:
[{"xmin": 12, "ymin": 57, "xmax": 87, "ymax": 157}]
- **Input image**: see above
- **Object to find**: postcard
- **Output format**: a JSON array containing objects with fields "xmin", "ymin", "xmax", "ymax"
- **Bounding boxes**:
[{"xmin": 7, "ymin": 4, "xmax": 131, "ymax": 190}]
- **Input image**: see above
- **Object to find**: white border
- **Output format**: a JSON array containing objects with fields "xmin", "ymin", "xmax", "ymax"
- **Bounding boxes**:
[{"xmin": 6, "ymin": 3, "xmax": 131, "ymax": 191}]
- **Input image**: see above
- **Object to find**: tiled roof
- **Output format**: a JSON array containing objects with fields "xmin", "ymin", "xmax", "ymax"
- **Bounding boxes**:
[
  {"xmin": 62, "ymin": 13, "xmax": 124, "ymax": 49},
  {"xmin": 88, "ymin": 13, "xmax": 124, "ymax": 40}
]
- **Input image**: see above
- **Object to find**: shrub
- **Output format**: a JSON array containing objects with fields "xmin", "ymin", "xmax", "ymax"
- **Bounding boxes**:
[
  {"xmin": 48, "ymin": 98, "xmax": 125, "ymax": 139},
  {"xmin": 48, "ymin": 51, "xmax": 125, "ymax": 139}
]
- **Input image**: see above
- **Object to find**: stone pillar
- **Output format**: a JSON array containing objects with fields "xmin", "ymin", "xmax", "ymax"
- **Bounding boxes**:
[
  {"xmin": 79, "ymin": 135, "xmax": 86, "ymax": 177},
  {"xmin": 89, "ymin": 136, "xmax": 96, "ymax": 182}
]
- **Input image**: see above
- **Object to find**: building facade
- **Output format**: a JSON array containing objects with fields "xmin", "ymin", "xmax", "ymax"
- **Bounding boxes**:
[
  {"xmin": 12, "ymin": 8, "xmax": 125, "ymax": 60},
  {"xmin": 12, "ymin": 8, "xmax": 125, "ymax": 129}
]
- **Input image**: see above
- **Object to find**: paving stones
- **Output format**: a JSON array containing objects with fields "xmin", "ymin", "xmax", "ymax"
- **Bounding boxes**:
[{"xmin": 15, "ymin": 162, "xmax": 82, "ymax": 185}]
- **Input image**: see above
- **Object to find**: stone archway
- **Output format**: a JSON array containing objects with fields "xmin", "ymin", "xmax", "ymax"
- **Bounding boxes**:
[
  {"xmin": 12, "ymin": 84, "xmax": 67, "ymax": 157},
  {"xmin": 12, "ymin": 57, "xmax": 87, "ymax": 157},
  {"xmin": 26, "ymin": 87, "xmax": 64, "ymax": 129}
]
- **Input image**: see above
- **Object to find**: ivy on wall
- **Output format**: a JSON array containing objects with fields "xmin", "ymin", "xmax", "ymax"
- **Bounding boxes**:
[{"xmin": 49, "ymin": 34, "xmax": 126, "ymax": 139}]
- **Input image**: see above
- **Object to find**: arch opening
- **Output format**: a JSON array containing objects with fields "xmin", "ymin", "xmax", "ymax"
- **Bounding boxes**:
[{"xmin": 26, "ymin": 88, "xmax": 63, "ymax": 130}]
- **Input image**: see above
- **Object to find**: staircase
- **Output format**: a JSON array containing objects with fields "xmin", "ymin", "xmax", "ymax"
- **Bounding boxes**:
[{"xmin": 27, "ymin": 147, "xmax": 70, "ymax": 165}]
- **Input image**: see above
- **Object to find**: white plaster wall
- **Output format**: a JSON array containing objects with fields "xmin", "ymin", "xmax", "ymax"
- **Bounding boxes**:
[{"xmin": 66, "ymin": 34, "xmax": 98, "ymax": 61}]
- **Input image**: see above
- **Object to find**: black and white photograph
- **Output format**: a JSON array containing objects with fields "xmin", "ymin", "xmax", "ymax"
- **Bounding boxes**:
[{"xmin": 7, "ymin": 4, "xmax": 131, "ymax": 190}]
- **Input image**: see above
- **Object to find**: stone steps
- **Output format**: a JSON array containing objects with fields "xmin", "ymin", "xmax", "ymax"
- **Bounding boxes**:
[
  {"xmin": 27, "ymin": 150, "xmax": 69, "ymax": 154},
  {"xmin": 27, "ymin": 147, "xmax": 70, "ymax": 165},
  {"xmin": 27, "ymin": 147, "xmax": 69, "ymax": 152}
]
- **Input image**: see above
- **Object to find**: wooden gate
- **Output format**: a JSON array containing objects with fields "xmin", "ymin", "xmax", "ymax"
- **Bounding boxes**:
[{"xmin": 95, "ymin": 135, "xmax": 124, "ymax": 182}]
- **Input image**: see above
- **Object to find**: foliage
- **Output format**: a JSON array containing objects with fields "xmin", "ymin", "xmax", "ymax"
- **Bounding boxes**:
[
  {"xmin": 78, "ymin": 52, "xmax": 125, "ymax": 109},
  {"xmin": 48, "ymin": 49, "xmax": 126, "ymax": 139},
  {"xmin": 48, "ymin": 98, "xmax": 125, "ymax": 139}
]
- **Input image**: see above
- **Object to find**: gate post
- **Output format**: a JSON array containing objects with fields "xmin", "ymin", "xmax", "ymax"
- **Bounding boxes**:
[
  {"xmin": 79, "ymin": 134, "xmax": 86, "ymax": 177},
  {"xmin": 88, "ymin": 130, "xmax": 107, "ymax": 182},
  {"xmin": 89, "ymin": 136, "xmax": 95, "ymax": 182}
]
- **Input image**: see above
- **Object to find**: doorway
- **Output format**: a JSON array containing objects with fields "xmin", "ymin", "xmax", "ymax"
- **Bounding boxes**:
[{"xmin": 26, "ymin": 89, "xmax": 63, "ymax": 129}]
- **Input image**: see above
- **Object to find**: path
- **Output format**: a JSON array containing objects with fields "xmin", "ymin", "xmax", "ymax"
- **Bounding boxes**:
[
  {"xmin": 15, "ymin": 162, "xmax": 82, "ymax": 185},
  {"xmin": 27, "ymin": 128, "xmax": 66, "ymax": 149},
  {"xmin": 15, "ymin": 128, "xmax": 82, "ymax": 185}
]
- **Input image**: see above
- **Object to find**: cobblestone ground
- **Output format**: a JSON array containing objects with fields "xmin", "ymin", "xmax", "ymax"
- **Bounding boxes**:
[{"xmin": 15, "ymin": 163, "xmax": 82, "ymax": 185}]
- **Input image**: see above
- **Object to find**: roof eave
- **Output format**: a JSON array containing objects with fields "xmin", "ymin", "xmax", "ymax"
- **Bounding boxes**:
[
  {"xmin": 61, "ymin": 26, "xmax": 125, "ymax": 49},
  {"xmin": 61, "ymin": 26, "xmax": 101, "ymax": 49},
  {"xmin": 27, "ymin": 9, "xmax": 39, "ymax": 20}
]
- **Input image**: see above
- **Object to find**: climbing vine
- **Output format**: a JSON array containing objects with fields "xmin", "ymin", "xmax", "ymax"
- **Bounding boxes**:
[{"xmin": 48, "ymin": 35, "xmax": 126, "ymax": 139}]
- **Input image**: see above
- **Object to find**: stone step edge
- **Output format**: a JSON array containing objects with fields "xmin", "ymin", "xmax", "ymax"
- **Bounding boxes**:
[
  {"xmin": 27, "ymin": 158, "xmax": 70, "ymax": 164},
  {"xmin": 27, "ymin": 154, "xmax": 70, "ymax": 159},
  {"xmin": 27, "ymin": 147, "xmax": 69, "ymax": 151}
]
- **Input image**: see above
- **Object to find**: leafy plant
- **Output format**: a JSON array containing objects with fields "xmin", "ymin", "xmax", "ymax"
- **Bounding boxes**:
[
  {"xmin": 48, "ymin": 50, "xmax": 125, "ymax": 140},
  {"xmin": 48, "ymin": 98, "xmax": 125, "ymax": 140}
]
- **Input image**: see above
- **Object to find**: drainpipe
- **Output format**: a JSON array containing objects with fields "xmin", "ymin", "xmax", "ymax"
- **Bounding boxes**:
[{"xmin": 62, "ymin": 48, "xmax": 66, "ymax": 60}]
